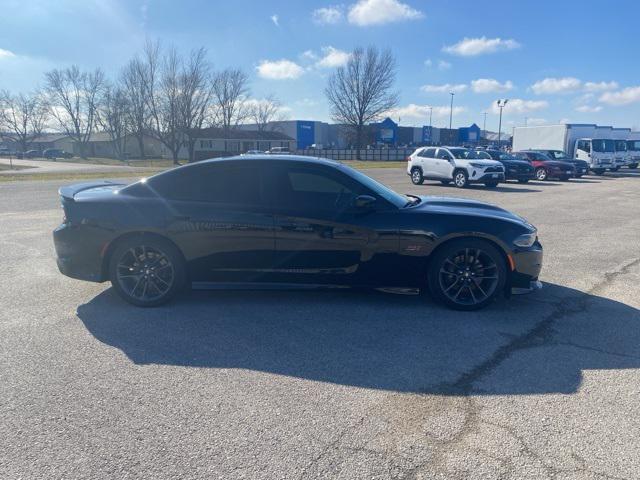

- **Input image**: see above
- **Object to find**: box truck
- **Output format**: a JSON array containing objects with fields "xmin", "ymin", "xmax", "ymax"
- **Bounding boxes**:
[
  {"xmin": 611, "ymin": 127, "xmax": 633, "ymax": 169},
  {"xmin": 512, "ymin": 124, "xmax": 615, "ymax": 174},
  {"xmin": 628, "ymin": 132, "xmax": 640, "ymax": 169}
]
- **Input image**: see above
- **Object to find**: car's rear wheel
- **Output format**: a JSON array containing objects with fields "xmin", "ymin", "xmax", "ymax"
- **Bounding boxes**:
[
  {"xmin": 453, "ymin": 170, "xmax": 468, "ymax": 188},
  {"xmin": 427, "ymin": 239, "xmax": 507, "ymax": 311},
  {"xmin": 109, "ymin": 236, "xmax": 186, "ymax": 307},
  {"xmin": 410, "ymin": 167, "xmax": 424, "ymax": 185},
  {"xmin": 535, "ymin": 167, "xmax": 547, "ymax": 181}
]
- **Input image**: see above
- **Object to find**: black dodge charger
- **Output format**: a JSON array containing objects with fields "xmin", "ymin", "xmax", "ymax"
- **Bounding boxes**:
[{"xmin": 53, "ymin": 156, "xmax": 543, "ymax": 310}]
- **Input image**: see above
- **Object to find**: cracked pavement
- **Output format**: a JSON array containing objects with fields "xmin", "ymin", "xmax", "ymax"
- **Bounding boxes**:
[{"xmin": 1, "ymin": 169, "xmax": 639, "ymax": 479}]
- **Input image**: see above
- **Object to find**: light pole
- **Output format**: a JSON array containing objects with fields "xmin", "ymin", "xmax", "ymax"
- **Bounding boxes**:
[
  {"xmin": 496, "ymin": 99, "xmax": 508, "ymax": 147},
  {"xmin": 482, "ymin": 112, "xmax": 488, "ymax": 144},
  {"xmin": 449, "ymin": 92, "xmax": 455, "ymax": 130}
]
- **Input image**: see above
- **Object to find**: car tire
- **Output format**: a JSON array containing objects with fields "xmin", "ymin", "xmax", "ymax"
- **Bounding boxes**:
[
  {"xmin": 628, "ymin": 163, "xmax": 638, "ymax": 169},
  {"xmin": 517, "ymin": 179, "xmax": 529, "ymax": 184},
  {"xmin": 453, "ymin": 169, "xmax": 468, "ymax": 188},
  {"xmin": 535, "ymin": 167, "xmax": 547, "ymax": 181},
  {"xmin": 109, "ymin": 235, "xmax": 186, "ymax": 307},
  {"xmin": 484, "ymin": 181, "xmax": 499, "ymax": 188},
  {"xmin": 426, "ymin": 238, "xmax": 507, "ymax": 311},
  {"xmin": 410, "ymin": 167, "xmax": 424, "ymax": 185},
  {"xmin": 591, "ymin": 169, "xmax": 605, "ymax": 175}
]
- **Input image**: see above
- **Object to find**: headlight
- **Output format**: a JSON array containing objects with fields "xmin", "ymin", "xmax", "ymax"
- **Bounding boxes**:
[
  {"xmin": 469, "ymin": 162, "xmax": 487, "ymax": 168},
  {"xmin": 513, "ymin": 232, "xmax": 537, "ymax": 248}
]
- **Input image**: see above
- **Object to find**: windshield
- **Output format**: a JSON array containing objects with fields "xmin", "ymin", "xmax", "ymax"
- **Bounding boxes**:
[
  {"xmin": 628, "ymin": 140, "xmax": 640, "ymax": 151},
  {"xmin": 614, "ymin": 140, "xmax": 627, "ymax": 151},
  {"xmin": 340, "ymin": 164, "xmax": 408, "ymax": 208},
  {"xmin": 592, "ymin": 139, "xmax": 615, "ymax": 152}
]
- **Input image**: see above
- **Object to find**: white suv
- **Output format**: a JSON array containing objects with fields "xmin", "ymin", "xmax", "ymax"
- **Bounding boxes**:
[{"xmin": 407, "ymin": 146, "xmax": 505, "ymax": 188}]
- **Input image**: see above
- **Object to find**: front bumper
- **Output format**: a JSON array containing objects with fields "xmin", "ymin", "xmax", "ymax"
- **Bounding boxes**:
[
  {"xmin": 509, "ymin": 241, "xmax": 543, "ymax": 290},
  {"xmin": 469, "ymin": 171, "xmax": 505, "ymax": 183}
]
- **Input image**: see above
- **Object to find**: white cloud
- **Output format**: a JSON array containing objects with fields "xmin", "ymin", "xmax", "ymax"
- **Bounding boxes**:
[
  {"xmin": 0, "ymin": 48, "xmax": 16, "ymax": 59},
  {"xmin": 312, "ymin": 6, "xmax": 343, "ymax": 24},
  {"xmin": 599, "ymin": 86, "xmax": 640, "ymax": 106},
  {"xmin": 490, "ymin": 98, "xmax": 548, "ymax": 114},
  {"xmin": 531, "ymin": 77, "xmax": 582, "ymax": 94},
  {"xmin": 315, "ymin": 46, "xmax": 351, "ymax": 68},
  {"xmin": 270, "ymin": 14, "xmax": 279, "ymax": 26},
  {"xmin": 584, "ymin": 81, "xmax": 618, "ymax": 92},
  {"xmin": 301, "ymin": 50, "xmax": 317, "ymax": 60},
  {"xmin": 256, "ymin": 59, "xmax": 304, "ymax": 80},
  {"xmin": 526, "ymin": 118, "xmax": 548, "ymax": 126},
  {"xmin": 471, "ymin": 78, "xmax": 514, "ymax": 93},
  {"xmin": 347, "ymin": 0, "xmax": 423, "ymax": 26},
  {"xmin": 388, "ymin": 103, "xmax": 466, "ymax": 123},
  {"xmin": 442, "ymin": 37, "xmax": 520, "ymax": 56},
  {"xmin": 576, "ymin": 105, "xmax": 603, "ymax": 113},
  {"xmin": 424, "ymin": 59, "xmax": 452, "ymax": 70},
  {"xmin": 421, "ymin": 83, "xmax": 467, "ymax": 94}
]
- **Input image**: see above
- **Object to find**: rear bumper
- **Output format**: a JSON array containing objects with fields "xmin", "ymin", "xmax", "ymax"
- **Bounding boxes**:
[{"xmin": 53, "ymin": 223, "xmax": 105, "ymax": 282}]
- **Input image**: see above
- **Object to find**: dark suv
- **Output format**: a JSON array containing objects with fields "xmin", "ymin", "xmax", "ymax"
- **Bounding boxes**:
[
  {"xmin": 43, "ymin": 148, "xmax": 74, "ymax": 159},
  {"xmin": 478, "ymin": 149, "xmax": 535, "ymax": 183},
  {"xmin": 534, "ymin": 149, "xmax": 589, "ymax": 178},
  {"xmin": 514, "ymin": 151, "xmax": 576, "ymax": 181}
]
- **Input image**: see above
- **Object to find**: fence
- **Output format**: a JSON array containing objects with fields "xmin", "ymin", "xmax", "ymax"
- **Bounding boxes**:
[{"xmin": 293, "ymin": 148, "xmax": 415, "ymax": 161}]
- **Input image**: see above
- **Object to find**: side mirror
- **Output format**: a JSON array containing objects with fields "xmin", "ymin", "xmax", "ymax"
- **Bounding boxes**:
[{"xmin": 353, "ymin": 194, "xmax": 377, "ymax": 209}]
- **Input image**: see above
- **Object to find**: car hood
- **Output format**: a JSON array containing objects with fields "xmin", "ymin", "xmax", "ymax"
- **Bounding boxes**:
[
  {"xmin": 500, "ymin": 159, "xmax": 533, "ymax": 168},
  {"xmin": 456, "ymin": 159, "xmax": 502, "ymax": 167},
  {"xmin": 59, "ymin": 180, "xmax": 126, "ymax": 201},
  {"xmin": 410, "ymin": 195, "xmax": 535, "ymax": 229}
]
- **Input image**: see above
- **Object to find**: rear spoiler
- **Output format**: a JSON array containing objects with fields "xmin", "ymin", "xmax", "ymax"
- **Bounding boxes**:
[{"xmin": 58, "ymin": 180, "xmax": 125, "ymax": 201}]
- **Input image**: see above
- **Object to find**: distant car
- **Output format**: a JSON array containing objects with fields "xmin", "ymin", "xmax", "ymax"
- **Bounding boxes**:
[
  {"xmin": 24, "ymin": 150, "xmax": 42, "ymax": 158},
  {"xmin": 267, "ymin": 146, "xmax": 290, "ymax": 154},
  {"xmin": 242, "ymin": 150, "xmax": 264, "ymax": 155},
  {"xmin": 43, "ymin": 149, "xmax": 73, "ymax": 159},
  {"xmin": 407, "ymin": 146, "xmax": 505, "ymax": 188},
  {"xmin": 479, "ymin": 149, "xmax": 536, "ymax": 183},
  {"xmin": 533, "ymin": 149, "xmax": 589, "ymax": 178},
  {"xmin": 514, "ymin": 151, "xmax": 575, "ymax": 181}
]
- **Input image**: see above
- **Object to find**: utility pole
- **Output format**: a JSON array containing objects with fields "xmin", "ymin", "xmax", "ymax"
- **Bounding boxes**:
[
  {"xmin": 482, "ymin": 112, "xmax": 488, "ymax": 144},
  {"xmin": 449, "ymin": 92, "xmax": 455, "ymax": 130},
  {"xmin": 496, "ymin": 99, "xmax": 508, "ymax": 147}
]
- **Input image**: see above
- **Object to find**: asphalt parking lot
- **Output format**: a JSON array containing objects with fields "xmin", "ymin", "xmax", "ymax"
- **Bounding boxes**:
[{"xmin": 1, "ymin": 168, "xmax": 640, "ymax": 479}]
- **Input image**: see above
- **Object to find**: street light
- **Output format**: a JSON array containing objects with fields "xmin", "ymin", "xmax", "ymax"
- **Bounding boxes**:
[
  {"xmin": 496, "ymin": 99, "xmax": 508, "ymax": 147},
  {"xmin": 482, "ymin": 112, "xmax": 488, "ymax": 144},
  {"xmin": 449, "ymin": 92, "xmax": 455, "ymax": 130}
]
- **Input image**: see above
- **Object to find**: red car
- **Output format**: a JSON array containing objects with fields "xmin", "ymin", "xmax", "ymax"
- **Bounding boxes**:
[{"xmin": 513, "ymin": 150, "xmax": 576, "ymax": 181}]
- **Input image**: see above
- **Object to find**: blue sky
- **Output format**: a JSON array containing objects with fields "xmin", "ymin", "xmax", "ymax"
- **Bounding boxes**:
[{"xmin": 1, "ymin": 0, "xmax": 639, "ymax": 131}]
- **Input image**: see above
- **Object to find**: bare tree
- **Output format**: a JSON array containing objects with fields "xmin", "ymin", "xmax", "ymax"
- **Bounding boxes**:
[
  {"xmin": 0, "ymin": 90, "xmax": 49, "ymax": 153},
  {"xmin": 147, "ymin": 47, "xmax": 183, "ymax": 164},
  {"xmin": 212, "ymin": 68, "xmax": 249, "ymax": 133},
  {"xmin": 249, "ymin": 95, "xmax": 284, "ymax": 132},
  {"xmin": 121, "ymin": 56, "xmax": 151, "ymax": 159},
  {"xmin": 96, "ymin": 83, "xmax": 131, "ymax": 161},
  {"xmin": 325, "ymin": 46, "xmax": 399, "ymax": 154},
  {"xmin": 179, "ymin": 47, "xmax": 214, "ymax": 163},
  {"xmin": 45, "ymin": 66, "xmax": 105, "ymax": 158}
]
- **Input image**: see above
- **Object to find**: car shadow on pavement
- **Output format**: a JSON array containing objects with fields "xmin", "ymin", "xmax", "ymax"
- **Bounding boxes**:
[{"xmin": 76, "ymin": 283, "xmax": 640, "ymax": 396}]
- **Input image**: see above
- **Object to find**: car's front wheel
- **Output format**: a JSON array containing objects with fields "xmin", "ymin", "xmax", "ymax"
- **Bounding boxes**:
[
  {"xmin": 453, "ymin": 170, "xmax": 468, "ymax": 188},
  {"xmin": 535, "ymin": 167, "xmax": 547, "ymax": 181},
  {"xmin": 427, "ymin": 239, "xmax": 507, "ymax": 311},
  {"xmin": 410, "ymin": 167, "xmax": 424, "ymax": 185},
  {"xmin": 109, "ymin": 236, "xmax": 186, "ymax": 307}
]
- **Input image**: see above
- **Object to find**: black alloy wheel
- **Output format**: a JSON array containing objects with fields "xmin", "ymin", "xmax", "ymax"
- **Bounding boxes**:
[
  {"xmin": 427, "ymin": 239, "xmax": 506, "ymax": 311},
  {"xmin": 109, "ymin": 236, "xmax": 185, "ymax": 307}
]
